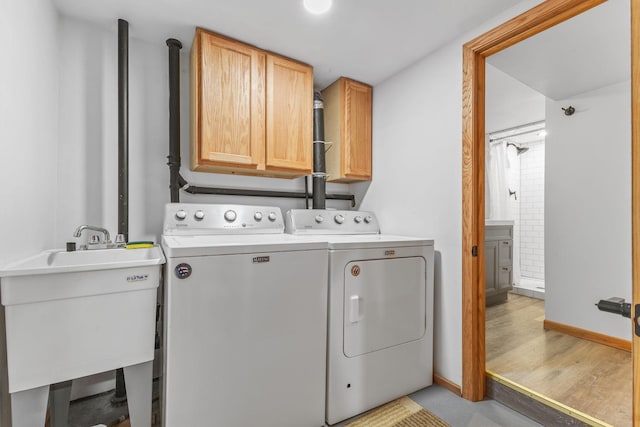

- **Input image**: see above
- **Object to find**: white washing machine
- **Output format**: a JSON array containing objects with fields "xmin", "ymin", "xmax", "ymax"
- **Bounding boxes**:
[
  {"xmin": 161, "ymin": 203, "xmax": 328, "ymax": 427},
  {"xmin": 286, "ymin": 209, "xmax": 434, "ymax": 425}
]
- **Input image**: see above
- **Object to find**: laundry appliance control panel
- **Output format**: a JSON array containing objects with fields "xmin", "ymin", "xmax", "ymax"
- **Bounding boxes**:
[
  {"xmin": 163, "ymin": 203, "xmax": 284, "ymax": 235},
  {"xmin": 285, "ymin": 209, "xmax": 380, "ymax": 235}
]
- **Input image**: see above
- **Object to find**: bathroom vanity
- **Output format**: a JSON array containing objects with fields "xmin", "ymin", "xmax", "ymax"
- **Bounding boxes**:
[{"xmin": 485, "ymin": 220, "xmax": 513, "ymax": 305}]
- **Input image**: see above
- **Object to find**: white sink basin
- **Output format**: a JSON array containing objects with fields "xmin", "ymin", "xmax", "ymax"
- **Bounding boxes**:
[
  {"xmin": 0, "ymin": 247, "xmax": 165, "ymax": 394},
  {"xmin": 0, "ymin": 246, "xmax": 165, "ymax": 277}
]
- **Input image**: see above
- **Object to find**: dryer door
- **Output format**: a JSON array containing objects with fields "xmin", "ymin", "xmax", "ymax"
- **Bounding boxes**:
[{"xmin": 344, "ymin": 256, "xmax": 426, "ymax": 357}]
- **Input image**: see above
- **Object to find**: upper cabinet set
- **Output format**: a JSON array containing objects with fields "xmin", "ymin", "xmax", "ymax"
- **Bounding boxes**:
[{"xmin": 190, "ymin": 28, "xmax": 372, "ymax": 181}]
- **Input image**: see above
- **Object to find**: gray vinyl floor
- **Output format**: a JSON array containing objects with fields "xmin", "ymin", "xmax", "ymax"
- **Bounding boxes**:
[
  {"xmin": 331, "ymin": 384, "xmax": 543, "ymax": 427},
  {"xmin": 68, "ymin": 383, "xmax": 542, "ymax": 427}
]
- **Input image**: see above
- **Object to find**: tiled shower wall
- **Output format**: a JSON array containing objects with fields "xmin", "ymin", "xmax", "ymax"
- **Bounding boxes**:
[
  {"xmin": 519, "ymin": 141, "xmax": 545, "ymax": 279},
  {"xmin": 506, "ymin": 148, "xmax": 520, "ymax": 283}
]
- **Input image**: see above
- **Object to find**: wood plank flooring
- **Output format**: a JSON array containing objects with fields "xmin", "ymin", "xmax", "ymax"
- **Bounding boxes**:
[{"xmin": 486, "ymin": 293, "xmax": 631, "ymax": 427}]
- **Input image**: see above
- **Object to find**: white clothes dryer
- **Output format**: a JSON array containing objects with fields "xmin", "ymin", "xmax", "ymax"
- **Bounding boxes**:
[
  {"xmin": 286, "ymin": 209, "xmax": 434, "ymax": 425},
  {"xmin": 161, "ymin": 203, "xmax": 328, "ymax": 427}
]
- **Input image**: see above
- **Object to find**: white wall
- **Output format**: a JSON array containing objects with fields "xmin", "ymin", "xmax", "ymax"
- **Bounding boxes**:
[
  {"xmin": 545, "ymin": 80, "xmax": 631, "ymax": 339},
  {"xmin": 485, "ymin": 64, "xmax": 545, "ymax": 134},
  {"xmin": 353, "ymin": 0, "xmax": 543, "ymax": 386},
  {"xmin": 0, "ymin": 0, "xmax": 59, "ymax": 265}
]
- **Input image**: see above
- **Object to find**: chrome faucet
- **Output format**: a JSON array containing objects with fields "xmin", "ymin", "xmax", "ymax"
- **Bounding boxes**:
[{"xmin": 73, "ymin": 225, "xmax": 112, "ymax": 245}]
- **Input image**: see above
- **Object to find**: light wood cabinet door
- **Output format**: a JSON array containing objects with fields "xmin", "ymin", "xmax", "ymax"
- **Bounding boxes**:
[
  {"xmin": 343, "ymin": 79, "xmax": 372, "ymax": 179},
  {"xmin": 191, "ymin": 28, "xmax": 266, "ymax": 172},
  {"xmin": 323, "ymin": 77, "xmax": 372, "ymax": 182},
  {"xmin": 265, "ymin": 55, "xmax": 313, "ymax": 175}
]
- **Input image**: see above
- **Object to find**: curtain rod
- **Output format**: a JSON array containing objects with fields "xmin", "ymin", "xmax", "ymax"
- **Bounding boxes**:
[{"xmin": 488, "ymin": 120, "xmax": 545, "ymax": 143}]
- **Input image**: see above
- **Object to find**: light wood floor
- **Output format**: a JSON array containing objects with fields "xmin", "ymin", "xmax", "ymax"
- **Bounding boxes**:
[{"xmin": 486, "ymin": 293, "xmax": 632, "ymax": 427}]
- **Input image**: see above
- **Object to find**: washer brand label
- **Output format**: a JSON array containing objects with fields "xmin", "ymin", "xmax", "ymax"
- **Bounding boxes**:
[
  {"xmin": 253, "ymin": 256, "xmax": 270, "ymax": 263},
  {"xmin": 351, "ymin": 265, "xmax": 360, "ymax": 277},
  {"xmin": 385, "ymin": 250, "xmax": 396, "ymax": 256},
  {"xmin": 175, "ymin": 263, "xmax": 192, "ymax": 279},
  {"xmin": 127, "ymin": 274, "xmax": 149, "ymax": 282}
]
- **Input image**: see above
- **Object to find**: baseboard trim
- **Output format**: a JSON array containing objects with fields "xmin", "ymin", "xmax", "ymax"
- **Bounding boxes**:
[
  {"xmin": 543, "ymin": 319, "xmax": 631, "ymax": 352},
  {"xmin": 486, "ymin": 371, "xmax": 612, "ymax": 427},
  {"xmin": 433, "ymin": 374, "xmax": 461, "ymax": 397}
]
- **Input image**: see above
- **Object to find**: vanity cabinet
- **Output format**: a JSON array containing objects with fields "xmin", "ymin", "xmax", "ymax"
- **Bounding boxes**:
[
  {"xmin": 191, "ymin": 28, "xmax": 313, "ymax": 177},
  {"xmin": 322, "ymin": 77, "xmax": 372, "ymax": 182},
  {"xmin": 485, "ymin": 223, "xmax": 513, "ymax": 305}
]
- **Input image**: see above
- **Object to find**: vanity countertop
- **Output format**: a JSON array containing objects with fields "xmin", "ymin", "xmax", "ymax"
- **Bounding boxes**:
[{"xmin": 485, "ymin": 219, "xmax": 514, "ymax": 227}]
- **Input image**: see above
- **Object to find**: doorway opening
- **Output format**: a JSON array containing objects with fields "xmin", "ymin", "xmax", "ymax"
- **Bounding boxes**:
[{"xmin": 461, "ymin": 0, "xmax": 639, "ymax": 425}]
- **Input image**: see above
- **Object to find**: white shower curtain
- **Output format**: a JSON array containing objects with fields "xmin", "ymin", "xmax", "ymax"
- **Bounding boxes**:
[{"xmin": 487, "ymin": 141, "xmax": 511, "ymax": 220}]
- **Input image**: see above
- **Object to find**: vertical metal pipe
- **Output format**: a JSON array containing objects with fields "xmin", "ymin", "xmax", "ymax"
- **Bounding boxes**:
[
  {"xmin": 114, "ymin": 18, "xmax": 129, "ymax": 405},
  {"xmin": 166, "ymin": 39, "xmax": 183, "ymax": 203},
  {"xmin": 118, "ymin": 19, "xmax": 129, "ymax": 240},
  {"xmin": 312, "ymin": 92, "xmax": 326, "ymax": 209}
]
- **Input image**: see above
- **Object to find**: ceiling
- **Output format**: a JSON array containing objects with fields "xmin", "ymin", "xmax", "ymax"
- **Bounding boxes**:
[
  {"xmin": 52, "ymin": 0, "xmax": 526, "ymax": 89},
  {"xmin": 487, "ymin": 0, "xmax": 630, "ymax": 100}
]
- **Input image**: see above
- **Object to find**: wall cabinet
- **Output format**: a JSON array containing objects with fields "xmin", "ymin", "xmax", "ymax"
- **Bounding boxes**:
[
  {"xmin": 322, "ymin": 77, "xmax": 372, "ymax": 182},
  {"xmin": 191, "ymin": 28, "xmax": 313, "ymax": 177},
  {"xmin": 485, "ymin": 223, "xmax": 513, "ymax": 305}
]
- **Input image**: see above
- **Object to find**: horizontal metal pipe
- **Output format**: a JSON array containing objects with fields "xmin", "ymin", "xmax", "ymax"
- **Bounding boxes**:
[{"xmin": 182, "ymin": 185, "xmax": 355, "ymax": 206}]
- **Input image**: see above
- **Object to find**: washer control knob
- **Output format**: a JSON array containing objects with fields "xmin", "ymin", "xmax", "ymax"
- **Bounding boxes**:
[
  {"xmin": 175, "ymin": 210, "xmax": 187, "ymax": 221},
  {"xmin": 224, "ymin": 210, "xmax": 237, "ymax": 222},
  {"xmin": 354, "ymin": 216, "xmax": 363, "ymax": 224},
  {"xmin": 194, "ymin": 210, "xmax": 205, "ymax": 221},
  {"xmin": 315, "ymin": 215, "xmax": 324, "ymax": 223},
  {"xmin": 364, "ymin": 215, "xmax": 373, "ymax": 224},
  {"xmin": 334, "ymin": 214, "xmax": 345, "ymax": 224},
  {"xmin": 268, "ymin": 212, "xmax": 277, "ymax": 222},
  {"xmin": 254, "ymin": 212, "xmax": 263, "ymax": 221}
]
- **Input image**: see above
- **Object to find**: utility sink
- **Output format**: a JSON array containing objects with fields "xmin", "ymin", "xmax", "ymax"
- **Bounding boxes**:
[
  {"xmin": 1, "ymin": 246, "xmax": 164, "ymax": 276},
  {"xmin": 0, "ymin": 246, "xmax": 165, "ymax": 401}
]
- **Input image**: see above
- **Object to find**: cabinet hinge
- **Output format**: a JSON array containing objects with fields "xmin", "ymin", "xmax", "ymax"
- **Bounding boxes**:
[{"xmin": 471, "ymin": 246, "xmax": 478, "ymax": 257}]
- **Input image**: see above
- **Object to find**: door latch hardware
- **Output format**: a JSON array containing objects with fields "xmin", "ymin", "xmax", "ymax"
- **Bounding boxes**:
[
  {"xmin": 471, "ymin": 246, "xmax": 478, "ymax": 257},
  {"xmin": 595, "ymin": 297, "xmax": 631, "ymax": 318},
  {"xmin": 635, "ymin": 304, "xmax": 640, "ymax": 337}
]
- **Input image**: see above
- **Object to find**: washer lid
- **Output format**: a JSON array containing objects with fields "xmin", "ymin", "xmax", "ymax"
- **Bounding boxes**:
[{"xmin": 161, "ymin": 234, "xmax": 328, "ymax": 258}]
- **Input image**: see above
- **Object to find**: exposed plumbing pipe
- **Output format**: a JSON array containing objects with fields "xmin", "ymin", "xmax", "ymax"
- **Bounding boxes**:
[
  {"xmin": 312, "ymin": 92, "xmax": 327, "ymax": 209},
  {"xmin": 118, "ymin": 18, "xmax": 129, "ymax": 240},
  {"xmin": 114, "ymin": 18, "xmax": 129, "ymax": 406},
  {"xmin": 166, "ymin": 38, "xmax": 183, "ymax": 203}
]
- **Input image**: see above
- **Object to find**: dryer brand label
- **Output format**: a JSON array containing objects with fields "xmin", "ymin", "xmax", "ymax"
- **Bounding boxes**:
[
  {"xmin": 351, "ymin": 265, "xmax": 361, "ymax": 277},
  {"xmin": 385, "ymin": 250, "xmax": 396, "ymax": 256},
  {"xmin": 127, "ymin": 274, "xmax": 148, "ymax": 283},
  {"xmin": 253, "ymin": 256, "xmax": 270, "ymax": 264},
  {"xmin": 175, "ymin": 263, "xmax": 192, "ymax": 279}
]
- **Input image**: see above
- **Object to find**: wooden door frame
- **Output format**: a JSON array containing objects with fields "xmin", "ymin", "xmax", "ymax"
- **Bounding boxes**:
[{"xmin": 461, "ymin": 1, "xmax": 639, "ymax": 419}]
